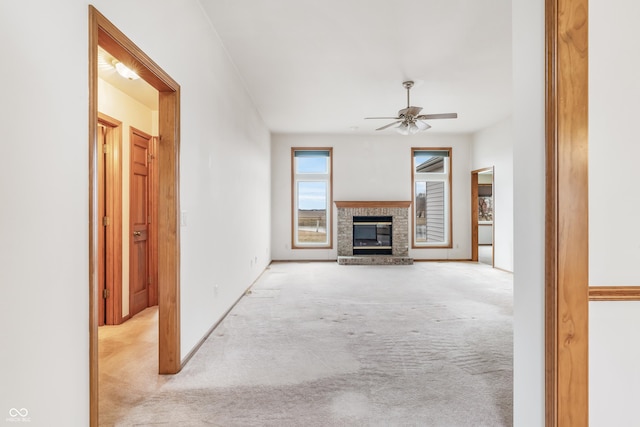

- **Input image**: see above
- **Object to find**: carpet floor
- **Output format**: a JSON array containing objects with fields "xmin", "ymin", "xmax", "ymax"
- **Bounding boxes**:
[{"xmin": 100, "ymin": 261, "xmax": 513, "ymax": 426}]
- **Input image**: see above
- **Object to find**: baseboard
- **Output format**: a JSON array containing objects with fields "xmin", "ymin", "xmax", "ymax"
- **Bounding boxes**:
[
  {"xmin": 180, "ymin": 264, "xmax": 272, "ymax": 369},
  {"xmin": 412, "ymin": 258, "xmax": 473, "ymax": 262},
  {"xmin": 115, "ymin": 314, "xmax": 130, "ymax": 325}
]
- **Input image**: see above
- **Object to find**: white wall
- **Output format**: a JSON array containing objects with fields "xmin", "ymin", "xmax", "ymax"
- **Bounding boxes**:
[
  {"xmin": 271, "ymin": 133, "xmax": 472, "ymax": 261},
  {"xmin": 590, "ymin": 302, "xmax": 640, "ymax": 426},
  {"xmin": 512, "ymin": 0, "xmax": 546, "ymax": 425},
  {"xmin": 589, "ymin": 0, "xmax": 640, "ymax": 424},
  {"xmin": 0, "ymin": 2, "xmax": 90, "ymax": 424},
  {"xmin": 98, "ymin": 78, "xmax": 155, "ymax": 317},
  {"xmin": 0, "ymin": 1, "xmax": 270, "ymax": 425},
  {"xmin": 472, "ymin": 117, "xmax": 514, "ymax": 272}
]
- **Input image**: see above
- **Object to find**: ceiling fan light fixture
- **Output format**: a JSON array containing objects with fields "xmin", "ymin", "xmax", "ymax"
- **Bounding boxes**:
[
  {"xmin": 416, "ymin": 120, "xmax": 431, "ymax": 131},
  {"xmin": 396, "ymin": 122, "xmax": 410, "ymax": 135}
]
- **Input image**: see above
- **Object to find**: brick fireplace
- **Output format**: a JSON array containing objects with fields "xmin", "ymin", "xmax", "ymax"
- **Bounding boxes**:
[{"xmin": 335, "ymin": 201, "xmax": 413, "ymax": 265}]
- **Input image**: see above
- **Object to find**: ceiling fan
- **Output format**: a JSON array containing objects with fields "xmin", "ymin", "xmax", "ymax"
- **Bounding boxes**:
[{"xmin": 366, "ymin": 81, "xmax": 457, "ymax": 134}]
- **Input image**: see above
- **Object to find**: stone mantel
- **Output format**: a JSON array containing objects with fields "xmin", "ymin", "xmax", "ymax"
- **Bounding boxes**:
[{"xmin": 334, "ymin": 201, "xmax": 412, "ymax": 208}]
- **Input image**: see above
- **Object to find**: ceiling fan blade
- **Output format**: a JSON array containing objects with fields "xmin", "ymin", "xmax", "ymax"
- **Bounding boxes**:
[
  {"xmin": 365, "ymin": 116, "xmax": 401, "ymax": 120},
  {"xmin": 416, "ymin": 120, "xmax": 432, "ymax": 131},
  {"xmin": 416, "ymin": 113, "xmax": 458, "ymax": 120},
  {"xmin": 376, "ymin": 121, "xmax": 402, "ymax": 131}
]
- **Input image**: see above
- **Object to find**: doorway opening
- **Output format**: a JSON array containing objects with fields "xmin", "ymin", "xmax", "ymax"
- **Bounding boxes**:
[
  {"xmin": 471, "ymin": 167, "xmax": 494, "ymax": 267},
  {"xmin": 89, "ymin": 6, "xmax": 181, "ymax": 426}
]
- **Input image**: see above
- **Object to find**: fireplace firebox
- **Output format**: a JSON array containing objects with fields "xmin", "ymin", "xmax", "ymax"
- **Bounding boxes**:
[{"xmin": 352, "ymin": 216, "xmax": 392, "ymax": 255}]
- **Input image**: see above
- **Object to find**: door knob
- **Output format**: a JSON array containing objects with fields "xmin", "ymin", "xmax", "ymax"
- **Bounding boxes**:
[{"xmin": 133, "ymin": 231, "xmax": 141, "ymax": 236}]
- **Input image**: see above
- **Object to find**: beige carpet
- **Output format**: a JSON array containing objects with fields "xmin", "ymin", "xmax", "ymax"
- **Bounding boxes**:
[{"xmin": 100, "ymin": 261, "xmax": 512, "ymax": 426}]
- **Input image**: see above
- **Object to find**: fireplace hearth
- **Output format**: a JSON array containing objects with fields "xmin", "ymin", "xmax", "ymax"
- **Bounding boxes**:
[{"xmin": 335, "ymin": 201, "xmax": 413, "ymax": 265}]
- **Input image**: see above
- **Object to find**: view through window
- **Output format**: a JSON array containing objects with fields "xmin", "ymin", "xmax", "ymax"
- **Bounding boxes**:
[
  {"xmin": 412, "ymin": 148, "xmax": 452, "ymax": 247},
  {"xmin": 292, "ymin": 149, "xmax": 333, "ymax": 248}
]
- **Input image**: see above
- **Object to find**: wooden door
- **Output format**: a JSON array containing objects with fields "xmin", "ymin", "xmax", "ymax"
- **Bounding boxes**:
[{"xmin": 129, "ymin": 128, "xmax": 151, "ymax": 317}]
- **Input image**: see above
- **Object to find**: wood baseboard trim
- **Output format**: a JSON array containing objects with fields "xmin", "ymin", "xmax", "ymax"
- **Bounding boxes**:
[
  {"xmin": 589, "ymin": 286, "xmax": 640, "ymax": 301},
  {"xmin": 413, "ymin": 258, "xmax": 472, "ymax": 262}
]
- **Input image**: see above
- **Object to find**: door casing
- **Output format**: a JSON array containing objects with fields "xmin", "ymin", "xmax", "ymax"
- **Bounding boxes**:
[
  {"xmin": 545, "ymin": 0, "xmax": 589, "ymax": 424},
  {"xmin": 89, "ymin": 6, "xmax": 181, "ymax": 426},
  {"xmin": 97, "ymin": 113, "xmax": 124, "ymax": 325}
]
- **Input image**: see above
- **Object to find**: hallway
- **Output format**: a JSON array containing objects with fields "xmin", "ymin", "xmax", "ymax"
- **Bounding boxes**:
[
  {"xmin": 98, "ymin": 306, "xmax": 166, "ymax": 425},
  {"xmin": 99, "ymin": 261, "xmax": 513, "ymax": 426}
]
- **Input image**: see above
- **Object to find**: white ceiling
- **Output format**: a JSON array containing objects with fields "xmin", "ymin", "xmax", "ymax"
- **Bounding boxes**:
[
  {"xmin": 98, "ymin": 1, "xmax": 512, "ymax": 135},
  {"xmin": 198, "ymin": 0, "xmax": 512, "ymax": 135}
]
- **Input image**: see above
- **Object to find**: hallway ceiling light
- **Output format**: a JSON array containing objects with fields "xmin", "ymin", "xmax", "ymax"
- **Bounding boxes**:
[{"xmin": 113, "ymin": 60, "xmax": 140, "ymax": 80}]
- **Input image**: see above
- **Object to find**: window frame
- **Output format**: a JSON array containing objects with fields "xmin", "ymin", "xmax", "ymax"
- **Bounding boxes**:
[
  {"xmin": 291, "ymin": 147, "xmax": 333, "ymax": 249},
  {"xmin": 411, "ymin": 147, "xmax": 453, "ymax": 249}
]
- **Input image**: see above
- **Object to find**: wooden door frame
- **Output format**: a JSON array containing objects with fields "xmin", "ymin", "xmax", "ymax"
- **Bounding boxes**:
[
  {"xmin": 98, "ymin": 113, "xmax": 123, "ymax": 325},
  {"xmin": 545, "ymin": 0, "xmax": 589, "ymax": 424},
  {"xmin": 89, "ymin": 6, "xmax": 181, "ymax": 427},
  {"xmin": 470, "ymin": 166, "xmax": 494, "ymax": 264}
]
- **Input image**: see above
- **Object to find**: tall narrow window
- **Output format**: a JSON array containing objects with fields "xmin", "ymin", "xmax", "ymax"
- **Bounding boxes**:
[
  {"xmin": 292, "ymin": 148, "xmax": 333, "ymax": 248},
  {"xmin": 412, "ymin": 148, "xmax": 452, "ymax": 248}
]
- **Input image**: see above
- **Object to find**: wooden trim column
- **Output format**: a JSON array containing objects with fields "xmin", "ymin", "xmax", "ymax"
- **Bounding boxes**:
[
  {"xmin": 158, "ymin": 89, "xmax": 181, "ymax": 374},
  {"xmin": 546, "ymin": 0, "xmax": 589, "ymax": 425}
]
